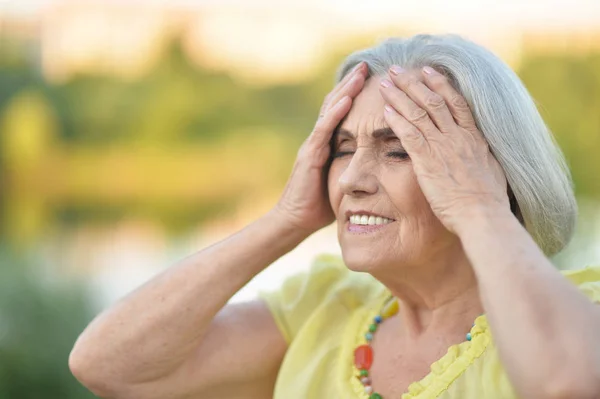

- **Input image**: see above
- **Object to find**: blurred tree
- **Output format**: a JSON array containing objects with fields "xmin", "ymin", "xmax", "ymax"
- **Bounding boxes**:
[
  {"xmin": 0, "ymin": 90, "xmax": 57, "ymax": 246},
  {"xmin": 0, "ymin": 249, "xmax": 97, "ymax": 399},
  {"xmin": 52, "ymin": 38, "xmax": 263, "ymax": 145},
  {"xmin": 1, "ymin": 32, "xmax": 599, "ymax": 239},
  {"xmin": 519, "ymin": 53, "xmax": 600, "ymax": 199},
  {"xmin": 0, "ymin": 36, "xmax": 45, "ymax": 239},
  {"xmin": 0, "ymin": 36, "xmax": 40, "ymax": 113},
  {"xmin": 1, "ymin": 89, "xmax": 56, "ymax": 170}
]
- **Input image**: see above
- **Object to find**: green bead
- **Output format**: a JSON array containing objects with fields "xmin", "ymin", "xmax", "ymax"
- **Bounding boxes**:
[
  {"xmin": 359, "ymin": 369, "xmax": 369, "ymax": 377},
  {"xmin": 369, "ymin": 323, "xmax": 377, "ymax": 332},
  {"xmin": 370, "ymin": 393, "xmax": 383, "ymax": 399}
]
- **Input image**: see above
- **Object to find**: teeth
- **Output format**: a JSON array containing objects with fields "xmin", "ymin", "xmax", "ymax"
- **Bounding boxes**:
[{"xmin": 349, "ymin": 214, "xmax": 393, "ymax": 225}]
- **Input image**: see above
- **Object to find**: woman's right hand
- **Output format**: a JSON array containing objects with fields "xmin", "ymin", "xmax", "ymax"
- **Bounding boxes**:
[{"xmin": 274, "ymin": 62, "xmax": 368, "ymax": 234}]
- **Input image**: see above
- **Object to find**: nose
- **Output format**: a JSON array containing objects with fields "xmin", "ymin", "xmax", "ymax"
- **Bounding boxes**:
[{"xmin": 338, "ymin": 150, "xmax": 379, "ymax": 197}]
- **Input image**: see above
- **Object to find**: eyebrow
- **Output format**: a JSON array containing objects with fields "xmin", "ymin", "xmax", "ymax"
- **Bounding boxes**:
[{"xmin": 334, "ymin": 127, "xmax": 398, "ymax": 140}]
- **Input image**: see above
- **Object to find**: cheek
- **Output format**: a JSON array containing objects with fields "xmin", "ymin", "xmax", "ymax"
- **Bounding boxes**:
[
  {"xmin": 384, "ymin": 171, "xmax": 445, "ymax": 235},
  {"xmin": 327, "ymin": 163, "xmax": 343, "ymax": 216},
  {"xmin": 383, "ymin": 169, "xmax": 428, "ymax": 215}
]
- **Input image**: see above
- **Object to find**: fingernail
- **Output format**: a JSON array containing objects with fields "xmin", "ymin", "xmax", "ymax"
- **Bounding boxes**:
[
  {"xmin": 384, "ymin": 104, "xmax": 394, "ymax": 113},
  {"xmin": 353, "ymin": 62, "xmax": 364, "ymax": 72},
  {"xmin": 389, "ymin": 65, "xmax": 405, "ymax": 75},
  {"xmin": 422, "ymin": 66, "xmax": 438, "ymax": 75},
  {"xmin": 380, "ymin": 79, "xmax": 392, "ymax": 88}
]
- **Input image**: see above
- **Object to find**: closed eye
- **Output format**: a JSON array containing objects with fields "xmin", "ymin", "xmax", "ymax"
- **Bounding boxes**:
[
  {"xmin": 387, "ymin": 151, "xmax": 409, "ymax": 159},
  {"xmin": 332, "ymin": 151, "xmax": 409, "ymax": 160},
  {"xmin": 332, "ymin": 151, "xmax": 354, "ymax": 158}
]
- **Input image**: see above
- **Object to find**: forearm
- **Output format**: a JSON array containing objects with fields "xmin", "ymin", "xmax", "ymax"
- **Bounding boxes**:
[
  {"xmin": 457, "ymin": 208, "xmax": 600, "ymax": 398},
  {"xmin": 69, "ymin": 209, "xmax": 308, "ymax": 387}
]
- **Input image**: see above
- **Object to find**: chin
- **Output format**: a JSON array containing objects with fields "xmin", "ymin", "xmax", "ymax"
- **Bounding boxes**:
[
  {"xmin": 340, "ymin": 243, "xmax": 411, "ymax": 275},
  {"xmin": 340, "ymin": 248, "xmax": 381, "ymax": 273}
]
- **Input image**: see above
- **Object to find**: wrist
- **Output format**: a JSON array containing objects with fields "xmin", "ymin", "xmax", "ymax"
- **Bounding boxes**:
[
  {"xmin": 262, "ymin": 208, "xmax": 313, "ymax": 249},
  {"xmin": 453, "ymin": 204, "xmax": 518, "ymax": 240}
]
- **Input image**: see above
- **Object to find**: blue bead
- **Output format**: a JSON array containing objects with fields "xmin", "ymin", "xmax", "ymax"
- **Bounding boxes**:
[
  {"xmin": 365, "ymin": 332, "xmax": 373, "ymax": 341},
  {"xmin": 466, "ymin": 332, "xmax": 472, "ymax": 341},
  {"xmin": 374, "ymin": 315, "xmax": 382, "ymax": 324}
]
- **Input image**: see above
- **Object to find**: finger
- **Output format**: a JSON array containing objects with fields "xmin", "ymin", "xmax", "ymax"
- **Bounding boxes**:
[
  {"xmin": 379, "ymin": 77, "xmax": 440, "ymax": 140},
  {"xmin": 338, "ymin": 61, "xmax": 366, "ymax": 89},
  {"xmin": 309, "ymin": 96, "xmax": 352, "ymax": 150},
  {"xmin": 334, "ymin": 61, "xmax": 367, "ymax": 90},
  {"xmin": 383, "ymin": 103, "xmax": 429, "ymax": 158},
  {"xmin": 319, "ymin": 62, "xmax": 366, "ymax": 118},
  {"xmin": 421, "ymin": 66, "xmax": 478, "ymax": 131},
  {"xmin": 387, "ymin": 67, "xmax": 455, "ymax": 134},
  {"xmin": 325, "ymin": 64, "xmax": 367, "ymax": 115}
]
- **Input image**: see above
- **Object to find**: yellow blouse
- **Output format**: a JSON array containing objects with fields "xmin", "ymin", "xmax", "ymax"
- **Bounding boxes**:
[{"xmin": 258, "ymin": 254, "xmax": 600, "ymax": 399}]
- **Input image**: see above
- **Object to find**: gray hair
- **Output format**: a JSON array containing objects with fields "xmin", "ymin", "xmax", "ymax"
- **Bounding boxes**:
[{"xmin": 336, "ymin": 34, "xmax": 577, "ymax": 257}]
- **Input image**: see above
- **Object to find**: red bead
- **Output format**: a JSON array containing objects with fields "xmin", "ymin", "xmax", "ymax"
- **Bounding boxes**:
[{"xmin": 354, "ymin": 345, "xmax": 373, "ymax": 370}]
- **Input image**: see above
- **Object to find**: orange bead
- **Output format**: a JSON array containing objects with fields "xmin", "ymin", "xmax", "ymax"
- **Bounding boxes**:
[{"xmin": 354, "ymin": 345, "xmax": 373, "ymax": 370}]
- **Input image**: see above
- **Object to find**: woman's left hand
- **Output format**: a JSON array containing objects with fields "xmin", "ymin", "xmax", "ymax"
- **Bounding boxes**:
[{"xmin": 379, "ymin": 66, "xmax": 510, "ymax": 234}]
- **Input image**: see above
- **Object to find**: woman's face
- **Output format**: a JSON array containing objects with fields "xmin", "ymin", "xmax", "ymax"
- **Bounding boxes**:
[{"xmin": 328, "ymin": 75, "xmax": 458, "ymax": 273}]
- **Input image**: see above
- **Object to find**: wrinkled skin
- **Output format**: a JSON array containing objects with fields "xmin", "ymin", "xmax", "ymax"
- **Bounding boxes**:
[{"xmin": 328, "ymin": 67, "xmax": 508, "ymax": 275}]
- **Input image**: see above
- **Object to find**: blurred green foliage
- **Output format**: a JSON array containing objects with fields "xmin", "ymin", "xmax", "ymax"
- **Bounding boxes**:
[
  {"xmin": 1, "ymin": 38, "xmax": 598, "ymax": 241},
  {"xmin": 519, "ymin": 52, "xmax": 600, "ymax": 199},
  {"xmin": 0, "ymin": 38, "xmax": 348, "ymax": 240},
  {"xmin": 0, "ymin": 249, "xmax": 97, "ymax": 399}
]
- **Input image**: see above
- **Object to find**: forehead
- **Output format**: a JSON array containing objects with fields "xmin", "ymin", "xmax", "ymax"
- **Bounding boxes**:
[{"xmin": 338, "ymin": 76, "xmax": 388, "ymax": 137}]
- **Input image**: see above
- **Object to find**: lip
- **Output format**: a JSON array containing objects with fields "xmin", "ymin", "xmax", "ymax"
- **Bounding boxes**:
[{"xmin": 346, "ymin": 221, "xmax": 393, "ymax": 234}]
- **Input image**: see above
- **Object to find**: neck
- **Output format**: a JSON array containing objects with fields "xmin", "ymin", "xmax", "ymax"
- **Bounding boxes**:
[{"xmin": 371, "ymin": 243, "xmax": 483, "ymax": 339}]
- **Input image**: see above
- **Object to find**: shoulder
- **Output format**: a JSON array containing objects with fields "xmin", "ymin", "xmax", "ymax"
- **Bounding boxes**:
[
  {"xmin": 275, "ymin": 253, "xmax": 383, "ymax": 305},
  {"xmin": 258, "ymin": 253, "xmax": 384, "ymax": 343},
  {"xmin": 306, "ymin": 253, "xmax": 386, "ymax": 310}
]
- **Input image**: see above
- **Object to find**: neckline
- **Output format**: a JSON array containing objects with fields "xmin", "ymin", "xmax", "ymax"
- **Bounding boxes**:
[{"xmin": 346, "ymin": 286, "xmax": 491, "ymax": 399}]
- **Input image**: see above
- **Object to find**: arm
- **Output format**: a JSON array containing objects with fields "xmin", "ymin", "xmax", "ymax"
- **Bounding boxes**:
[
  {"xmin": 69, "ymin": 210, "xmax": 305, "ymax": 399},
  {"xmin": 69, "ymin": 61, "xmax": 369, "ymax": 399},
  {"xmin": 380, "ymin": 65, "xmax": 600, "ymax": 399},
  {"xmin": 457, "ymin": 207, "xmax": 600, "ymax": 399},
  {"xmin": 458, "ymin": 209, "xmax": 600, "ymax": 399}
]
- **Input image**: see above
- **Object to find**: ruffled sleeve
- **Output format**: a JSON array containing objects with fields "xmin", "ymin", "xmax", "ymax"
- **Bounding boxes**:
[{"xmin": 257, "ymin": 254, "xmax": 348, "ymax": 344}]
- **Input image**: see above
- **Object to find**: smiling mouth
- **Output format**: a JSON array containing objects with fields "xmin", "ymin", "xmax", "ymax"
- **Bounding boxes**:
[{"xmin": 347, "ymin": 214, "xmax": 395, "ymax": 226}]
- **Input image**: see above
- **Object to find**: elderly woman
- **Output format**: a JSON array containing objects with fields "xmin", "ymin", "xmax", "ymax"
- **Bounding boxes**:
[{"xmin": 69, "ymin": 34, "xmax": 600, "ymax": 399}]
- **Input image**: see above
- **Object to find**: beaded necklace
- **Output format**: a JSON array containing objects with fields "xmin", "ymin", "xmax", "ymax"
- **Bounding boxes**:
[{"xmin": 353, "ymin": 296, "xmax": 476, "ymax": 399}]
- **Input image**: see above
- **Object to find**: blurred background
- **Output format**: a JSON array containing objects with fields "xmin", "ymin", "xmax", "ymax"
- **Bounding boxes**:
[{"xmin": 0, "ymin": 0, "xmax": 599, "ymax": 397}]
